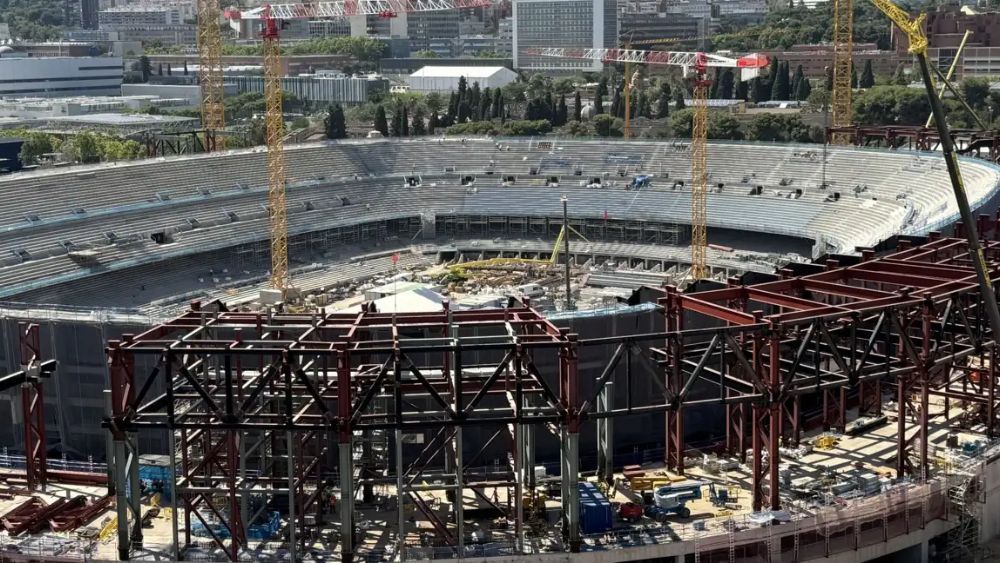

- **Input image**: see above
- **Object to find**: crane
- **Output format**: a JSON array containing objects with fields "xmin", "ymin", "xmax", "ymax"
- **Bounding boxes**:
[
  {"xmin": 830, "ymin": 0, "xmax": 853, "ymax": 144},
  {"xmin": 221, "ymin": 0, "xmax": 489, "ymax": 295},
  {"xmin": 868, "ymin": 0, "xmax": 1000, "ymax": 340},
  {"xmin": 196, "ymin": 0, "xmax": 226, "ymax": 151},
  {"xmin": 528, "ymin": 47, "xmax": 767, "ymax": 278}
]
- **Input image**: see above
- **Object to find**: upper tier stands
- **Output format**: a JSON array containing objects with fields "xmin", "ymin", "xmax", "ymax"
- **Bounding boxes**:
[{"xmin": 0, "ymin": 138, "xmax": 994, "ymax": 301}]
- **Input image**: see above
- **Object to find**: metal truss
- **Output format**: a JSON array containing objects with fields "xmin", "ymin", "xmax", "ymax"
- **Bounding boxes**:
[
  {"xmin": 827, "ymin": 125, "xmax": 1000, "ymax": 163},
  {"xmin": 236, "ymin": 0, "xmax": 490, "ymax": 19},
  {"xmin": 0, "ymin": 323, "xmax": 56, "ymax": 492},
  {"xmin": 107, "ymin": 236, "xmax": 1000, "ymax": 559},
  {"xmin": 525, "ymin": 47, "xmax": 766, "ymax": 71}
]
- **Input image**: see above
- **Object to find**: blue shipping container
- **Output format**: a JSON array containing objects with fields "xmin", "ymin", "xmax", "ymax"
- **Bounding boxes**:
[{"xmin": 578, "ymin": 483, "xmax": 613, "ymax": 534}]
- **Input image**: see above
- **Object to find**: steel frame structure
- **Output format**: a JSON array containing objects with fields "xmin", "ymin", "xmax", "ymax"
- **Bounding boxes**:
[
  {"xmin": 0, "ymin": 324, "xmax": 56, "ymax": 492},
  {"xmin": 233, "ymin": 0, "xmax": 491, "ymax": 19},
  {"xmin": 827, "ymin": 125, "xmax": 1000, "ymax": 163},
  {"xmin": 108, "ymin": 236, "xmax": 1000, "ymax": 561}
]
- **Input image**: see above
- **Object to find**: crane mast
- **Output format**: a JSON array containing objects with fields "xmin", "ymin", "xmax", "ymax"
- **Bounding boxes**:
[
  {"xmin": 831, "ymin": 0, "xmax": 853, "ymax": 144},
  {"xmin": 197, "ymin": 0, "xmax": 226, "ymax": 150},
  {"xmin": 262, "ymin": 7, "xmax": 290, "ymax": 293},
  {"xmin": 690, "ymin": 54, "xmax": 709, "ymax": 279},
  {"xmin": 528, "ymin": 47, "xmax": 767, "ymax": 279}
]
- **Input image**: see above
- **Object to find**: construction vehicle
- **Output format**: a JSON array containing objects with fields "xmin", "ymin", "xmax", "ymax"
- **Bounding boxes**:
[
  {"xmin": 526, "ymin": 47, "xmax": 768, "ymax": 280},
  {"xmin": 617, "ymin": 501, "xmax": 644, "ymax": 522},
  {"xmin": 627, "ymin": 175, "xmax": 651, "ymax": 190},
  {"xmin": 649, "ymin": 480, "xmax": 705, "ymax": 519}
]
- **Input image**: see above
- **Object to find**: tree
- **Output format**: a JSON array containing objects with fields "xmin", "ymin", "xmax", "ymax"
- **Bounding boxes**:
[
  {"xmin": 771, "ymin": 61, "xmax": 790, "ymax": 100},
  {"xmin": 414, "ymin": 49, "xmax": 439, "ymax": 58},
  {"xmin": 853, "ymin": 85, "xmax": 930, "ymax": 125},
  {"xmin": 594, "ymin": 88, "xmax": 605, "ymax": 115},
  {"xmin": 892, "ymin": 63, "xmax": 908, "ymax": 85},
  {"xmin": 401, "ymin": 107, "xmax": 409, "ymax": 136},
  {"xmin": 807, "ymin": 86, "xmax": 831, "ymax": 110},
  {"xmin": 158, "ymin": 63, "xmax": 164, "ymax": 76},
  {"xmin": 374, "ymin": 105, "xmax": 389, "ymax": 136},
  {"xmin": 674, "ymin": 89, "xmax": 686, "ymax": 110},
  {"xmin": 795, "ymin": 77, "xmax": 812, "ymax": 101},
  {"xmin": 65, "ymin": 132, "xmax": 101, "ymax": 164},
  {"xmin": 457, "ymin": 100, "xmax": 471, "ymax": 123},
  {"xmin": 478, "ymin": 87, "xmax": 491, "ymax": 121},
  {"xmin": 859, "ymin": 59, "xmax": 875, "ymax": 88},
  {"xmin": 167, "ymin": 64, "xmax": 172, "ymax": 76},
  {"xmin": 573, "ymin": 91, "xmax": 582, "ymax": 121},
  {"xmin": 593, "ymin": 114, "xmax": 622, "ymax": 137},
  {"xmin": 139, "ymin": 56, "xmax": 152, "ymax": 83},
  {"xmin": 183, "ymin": 61, "xmax": 189, "ymax": 75},
  {"xmin": 825, "ymin": 66, "xmax": 834, "ymax": 91},
  {"xmin": 553, "ymin": 77, "xmax": 575, "ymax": 95},
  {"xmin": 963, "ymin": 77, "xmax": 991, "ymax": 109},
  {"xmin": 735, "ymin": 79, "xmax": 749, "ymax": 101},
  {"xmin": 851, "ymin": 66, "xmax": 858, "ymax": 88},
  {"xmin": 791, "ymin": 65, "xmax": 804, "ymax": 98},
  {"xmin": 610, "ymin": 82, "xmax": 623, "ymax": 118},
  {"xmin": 718, "ymin": 69, "xmax": 735, "ymax": 100},
  {"xmin": 428, "ymin": 112, "xmax": 439, "ymax": 134},
  {"xmin": 555, "ymin": 94, "xmax": 569, "ymax": 126},
  {"xmin": 492, "ymin": 89, "xmax": 504, "ymax": 120},
  {"xmin": 425, "ymin": 92, "xmax": 444, "ymax": 114},
  {"xmin": 412, "ymin": 107, "xmax": 427, "ymax": 135},
  {"xmin": 18, "ymin": 133, "xmax": 54, "ymax": 166},
  {"xmin": 656, "ymin": 82, "xmax": 671, "ymax": 119},
  {"xmin": 390, "ymin": 108, "xmax": 403, "ymax": 137},
  {"xmin": 325, "ymin": 104, "xmax": 347, "ymax": 139}
]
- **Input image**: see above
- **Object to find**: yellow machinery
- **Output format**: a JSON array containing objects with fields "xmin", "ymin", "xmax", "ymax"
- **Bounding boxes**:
[
  {"xmin": 688, "ymin": 54, "xmax": 711, "ymax": 279},
  {"xmin": 926, "ymin": 30, "xmax": 971, "ymax": 128},
  {"xmin": 262, "ymin": 7, "xmax": 290, "ymax": 293},
  {"xmin": 196, "ymin": 0, "xmax": 225, "ymax": 150},
  {"xmin": 449, "ymin": 222, "xmax": 588, "ymax": 274},
  {"xmin": 830, "ymin": 0, "xmax": 854, "ymax": 144}
]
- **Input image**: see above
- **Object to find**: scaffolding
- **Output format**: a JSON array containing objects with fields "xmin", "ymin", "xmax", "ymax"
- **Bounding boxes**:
[{"xmin": 106, "ymin": 234, "xmax": 1000, "ymax": 561}]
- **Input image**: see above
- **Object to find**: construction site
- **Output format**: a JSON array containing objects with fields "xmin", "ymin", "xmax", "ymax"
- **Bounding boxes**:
[{"xmin": 1, "ymin": 0, "xmax": 1000, "ymax": 560}]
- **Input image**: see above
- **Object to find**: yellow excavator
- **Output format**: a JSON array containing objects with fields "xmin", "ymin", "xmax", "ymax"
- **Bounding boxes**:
[{"xmin": 448, "ymin": 223, "xmax": 589, "ymax": 274}]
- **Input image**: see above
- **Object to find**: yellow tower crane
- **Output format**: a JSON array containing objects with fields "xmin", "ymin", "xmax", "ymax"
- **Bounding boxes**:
[
  {"xmin": 830, "ymin": 0, "xmax": 854, "ymax": 144},
  {"xmin": 231, "ymin": 0, "xmax": 489, "ymax": 295},
  {"xmin": 196, "ymin": 0, "xmax": 225, "ymax": 150},
  {"xmin": 525, "ymin": 47, "xmax": 768, "ymax": 279},
  {"xmin": 690, "ymin": 53, "xmax": 710, "ymax": 279},
  {"xmin": 262, "ymin": 7, "xmax": 290, "ymax": 293}
]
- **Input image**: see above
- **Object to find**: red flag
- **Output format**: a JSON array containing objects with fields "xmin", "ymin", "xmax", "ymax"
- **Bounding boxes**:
[
  {"xmin": 391, "ymin": 253, "xmax": 400, "ymax": 264},
  {"xmin": 603, "ymin": 210, "xmax": 609, "ymax": 221}
]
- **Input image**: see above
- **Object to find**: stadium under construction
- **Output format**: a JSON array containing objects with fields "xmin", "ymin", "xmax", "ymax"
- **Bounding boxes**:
[{"xmin": 0, "ymin": 138, "xmax": 999, "ymax": 562}]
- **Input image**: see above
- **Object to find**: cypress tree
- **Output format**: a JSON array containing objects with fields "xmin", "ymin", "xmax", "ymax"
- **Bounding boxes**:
[
  {"xmin": 656, "ymin": 82, "xmax": 671, "ymax": 118},
  {"xmin": 428, "ymin": 112, "xmax": 438, "ymax": 134},
  {"xmin": 859, "ymin": 59, "xmax": 875, "ymax": 88},
  {"xmin": 573, "ymin": 90, "xmax": 582, "ymax": 121},
  {"xmin": 674, "ymin": 89, "xmax": 686, "ymax": 109},
  {"xmin": 796, "ymin": 77, "xmax": 812, "ymax": 101},
  {"xmin": 556, "ymin": 94, "xmax": 568, "ymax": 126},
  {"xmin": 401, "ymin": 107, "xmax": 409, "ymax": 136},
  {"xmin": 594, "ymin": 89, "xmax": 604, "ymax": 115},
  {"xmin": 374, "ymin": 105, "xmax": 388, "ymax": 136},
  {"xmin": 718, "ymin": 70, "xmax": 735, "ymax": 100}
]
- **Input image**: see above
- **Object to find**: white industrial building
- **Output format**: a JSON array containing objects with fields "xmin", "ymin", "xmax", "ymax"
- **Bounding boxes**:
[
  {"xmin": 407, "ymin": 66, "xmax": 517, "ymax": 92},
  {"xmin": 0, "ymin": 56, "xmax": 123, "ymax": 98}
]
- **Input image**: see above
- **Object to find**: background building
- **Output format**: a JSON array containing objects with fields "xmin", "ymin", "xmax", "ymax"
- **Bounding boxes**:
[
  {"xmin": 512, "ymin": 0, "xmax": 617, "ymax": 71},
  {"xmin": 0, "ymin": 57, "xmax": 123, "ymax": 98},
  {"xmin": 619, "ymin": 12, "xmax": 709, "ymax": 48},
  {"xmin": 225, "ymin": 72, "xmax": 389, "ymax": 104},
  {"xmin": 98, "ymin": 4, "xmax": 196, "ymax": 45},
  {"xmin": 407, "ymin": 65, "xmax": 517, "ymax": 91}
]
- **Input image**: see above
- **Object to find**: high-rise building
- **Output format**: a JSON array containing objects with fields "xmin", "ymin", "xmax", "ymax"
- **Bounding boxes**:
[
  {"xmin": 81, "ymin": 0, "xmax": 101, "ymax": 29},
  {"xmin": 512, "ymin": 0, "xmax": 617, "ymax": 71}
]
